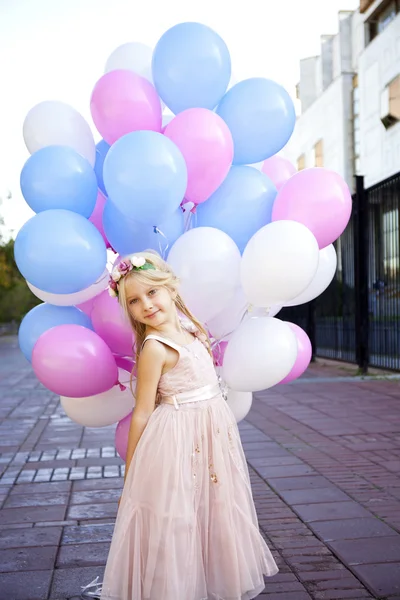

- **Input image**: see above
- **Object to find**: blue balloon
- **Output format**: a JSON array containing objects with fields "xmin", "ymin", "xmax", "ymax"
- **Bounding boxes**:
[
  {"xmin": 94, "ymin": 140, "xmax": 110, "ymax": 196},
  {"xmin": 103, "ymin": 200, "xmax": 184, "ymax": 257},
  {"xmin": 216, "ymin": 78, "xmax": 296, "ymax": 165},
  {"xmin": 103, "ymin": 131, "xmax": 187, "ymax": 225},
  {"xmin": 18, "ymin": 304, "xmax": 93, "ymax": 362},
  {"xmin": 152, "ymin": 22, "xmax": 231, "ymax": 114},
  {"xmin": 14, "ymin": 209, "xmax": 107, "ymax": 294},
  {"xmin": 20, "ymin": 146, "xmax": 98, "ymax": 217},
  {"xmin": 196, "ymin": 166, "xmax": 277, "ymax": 253}
]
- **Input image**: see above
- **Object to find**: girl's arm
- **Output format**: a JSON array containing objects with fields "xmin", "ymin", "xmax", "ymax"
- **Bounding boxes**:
[{"xmin": 124, "ymin": 340, "xmax": 166, "ymax": 482}]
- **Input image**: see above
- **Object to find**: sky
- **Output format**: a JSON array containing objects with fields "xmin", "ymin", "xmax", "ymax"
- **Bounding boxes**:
[{"xmin": 0, "ymin": 0, "xmax": 359, "ymax": 238}]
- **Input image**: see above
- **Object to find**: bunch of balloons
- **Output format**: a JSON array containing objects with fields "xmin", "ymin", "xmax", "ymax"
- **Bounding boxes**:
[{"xmin": 14, "ymin": 22, "xmax": 352, "ymax": 459}]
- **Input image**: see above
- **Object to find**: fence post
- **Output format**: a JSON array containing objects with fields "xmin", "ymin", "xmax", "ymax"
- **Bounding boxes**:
[
  {"xmin": 307, "ymin": 300, "xmax": 316, "ymax": 362},
  {"xmin": 354, "ymin": 175, "xmax": 369, "ymax": 373}
]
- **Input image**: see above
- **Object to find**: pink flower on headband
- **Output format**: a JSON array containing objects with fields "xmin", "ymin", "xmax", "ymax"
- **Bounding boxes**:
[
  {"xmin": 108, "ymin": 255, "xmax": 155, "ymax": 297},
  {"xmin": 118, "ymin": 260, "xmax": 133, "ymax": 275}
]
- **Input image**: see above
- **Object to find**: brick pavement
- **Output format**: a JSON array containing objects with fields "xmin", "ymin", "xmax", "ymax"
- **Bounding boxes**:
[{"xmin": 1, "ymin": 334, "xmax": 400, "ymax": 599}]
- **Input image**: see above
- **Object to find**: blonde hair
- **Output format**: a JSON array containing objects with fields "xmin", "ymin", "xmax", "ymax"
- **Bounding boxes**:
[{"xmin": 117, "ymin": 251, "xmax": 211, "ymax": 365}]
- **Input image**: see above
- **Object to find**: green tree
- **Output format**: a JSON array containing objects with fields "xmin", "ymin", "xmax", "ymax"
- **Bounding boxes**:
[{"xmin": 0, "ymin": 194, "xmax": 40, "ymax": 323}]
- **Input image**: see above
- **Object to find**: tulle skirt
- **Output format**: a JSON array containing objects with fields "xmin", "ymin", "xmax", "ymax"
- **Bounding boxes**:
[{"xmin": 100, "ymin": 393, "xmax": 278, "ymax": 600}]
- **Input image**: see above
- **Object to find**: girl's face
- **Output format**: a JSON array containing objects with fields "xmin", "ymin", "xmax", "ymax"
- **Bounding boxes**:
[{"xmin": 124, "ymin": 277, "xmax": 176, "ymax": 327}]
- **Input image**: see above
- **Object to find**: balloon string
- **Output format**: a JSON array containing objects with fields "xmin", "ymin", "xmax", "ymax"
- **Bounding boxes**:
[{"xmin": 153, "ymin": 226, "xmax": 169, "ymax": 259}]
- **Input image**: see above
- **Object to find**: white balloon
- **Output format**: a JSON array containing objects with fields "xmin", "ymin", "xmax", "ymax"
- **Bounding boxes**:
[
  {"xmin": 241, "ymin": 220, "xmax": 319, "ymax": 307},
  {"xmin": 27, "ymin": 269, "xmax": 109, "ymax": 306},
  {"xmin": 168, "ymin": 227, "xmax": 241, "ymax": 323},
  {"xmin": 105, "ymin": 42, "xmax": 153, "ymax": 82},
  {"xmin": 223, "ymin": 317, "xmax": 297, "ymax": 392},
  {"xmin": 23, "ymin": 101, "xmax": 96, "ymax": 166},
  {"xmin": 285, "ymin": 244, "xmax": 337, "ymax": 306},
  {"xmin": 61, "ymin": 369, "xmax": 135, "ymax": 427},
  {"xmin": 207, "ymin": 286, "xmax": 248, "ymax": 340},
  {"xmin": 226, "ymin": 389, "xmax": 253, "ymax": 423},
  {"xmin": 247, "ymin": 305, "xmax": 282, "ymax": 319}
]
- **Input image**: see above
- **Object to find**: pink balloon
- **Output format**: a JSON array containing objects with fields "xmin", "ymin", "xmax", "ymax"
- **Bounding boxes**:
[
  {"xmin": 89, "ymin": 191, "xmax": 110, "ymax": 248},
  {"xmin": 115, "ymin": 411, "xmax": 132, "ymax": 461},
  {"xmin": 91, "ymin": 290, "xmax": 134, "ymax": 356},
  {"xmin": 90, "ymin": 70, "xmax": 162, "ymax": 145},
  {"xmin": 279, "ymin": 322, "xmax": 312, "ymax": 384},
  {"xmin": 262, "ymin": 156, "xmax": 296, "ymax": 191},
  {"xmin": 272, "ymin": 167, "xmax": 352, "ymax": 249},
  {"xmin": 164, "ymin": 108, "xmax": 234, "ymax": 205},
  {"xmin": 76, "ymin": 296, "xmax": 96, "ymax": 317},
  {"xmin": 115, "ymin": 356, "xmax": 135, "ymax": 374},
  {"xmin": 32, "ymin": 324, "xmax": 118, "ymax": 397},
  {"xmin": 212, "ymin": 340, "xmax": 228, "ymax": 367}
]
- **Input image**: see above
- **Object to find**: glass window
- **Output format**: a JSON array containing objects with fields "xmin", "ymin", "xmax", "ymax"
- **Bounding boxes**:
[
  {"xmin": 378, "ymin": 1, "xmax": 397, "ymax": 33},
  {"xmin": 383, "ymin": 209, "xmax": 399, "ymax": 276},
  {"xmin": 297, "ymin": 154, "xmax": 306, "ymax": 171}
]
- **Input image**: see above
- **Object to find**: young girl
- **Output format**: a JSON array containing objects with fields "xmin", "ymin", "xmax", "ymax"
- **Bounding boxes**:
[{"xmin": 100, "ymin": 251, "xmax": 278, "ymax": 600}]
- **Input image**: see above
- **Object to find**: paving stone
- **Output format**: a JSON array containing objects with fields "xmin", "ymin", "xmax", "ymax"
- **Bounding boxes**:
[
  {"xmin": 0, "ymin": 544, "xmax": 58, "ymax": 572},
  {"xmin": 67, "ymin": 501, "xmax": 118, "ymax": 520},
  {"xmin": 0, "ymin": 525, "xmax": 63, "ymax": 548},
  {"xmin": 0, "ymin": 504, "xmax": 67, "ymax": 525},
  {"xmin": 328, "ymin": 536, "xmax": 400, "ymax": 565},
  {"xmin": 276, "ymin": 487, "xmax": 351, "ymax": 505},
  {"xmin": 0, "ymin": 569, "xmax": 52, "ymax": 599},
  {"xmin": 267, "ymin": 476, "xmax": 335, "ymax": 492},
  {"xmin": 256, "ymin": 464, "xmax": 317, "ymax": 479},
  {"xmin": 10, "ymin": 480, "xmax": 71, "ymax": 494},
  {"xmin": 70, "ymin": 489, "xmax": 121, "ymax": 505},
  {"xmin": 50, "ymin": 565, "xmax": 105, "ymax": 598},
  {"xmin": 4, "ymin": 491, "xmax": 69, "ymax": 508},
  {"xmin": 291, "ymin": 501, "xmax": 371, "ymax": 523},
  {"xmin": 57, "ymin": 541, "xmax": 110, "ymax": 567},
  {"xmin": 310, "ymin": 517, "xmax": 398, "ymax": 541},
  {"xmin": 62, "ymin": 523, "xmax": 115, "ymax": 545},
  {"xmin": 72, "ymin": 477, "xmax": 123, "ymax": 491}
]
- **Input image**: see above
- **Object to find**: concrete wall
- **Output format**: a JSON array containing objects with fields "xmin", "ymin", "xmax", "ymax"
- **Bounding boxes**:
[{"xmin": 358, "ymin": 13, "xmax": 400, "ymax": 187}]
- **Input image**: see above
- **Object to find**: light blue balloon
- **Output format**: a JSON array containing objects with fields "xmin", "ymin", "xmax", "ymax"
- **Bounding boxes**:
[
  {"xmin": 103, "ymin": 131, "xmax": 187, "ymax": 225},
  {"xmin": 94, "ymin": 140, "xmax": 110, "ymax": 196},
  {"xmin": 216, "ymin": 78, "xmax": 296, "ymax": 165},
  {"xmin": 196, "ymin": 166, "xmax": 277, "ymax": 253},
  {"xmin": 14, "ymin": 209, "xmax": 107, "ymax": 294},
  {"xmin": 103, "ymin": 200, "xmax": 184, "ymax": 258},
  {"xmin": 18, "ymin": 304, "xmax": 93, "ymax": 362},
  {"xmin": 152, "ymin": 22, "xmax": 231, "ymax": 114},
  {"xmin": 20, "ymin": 146, "xmax": 98, "ymax": 217}
]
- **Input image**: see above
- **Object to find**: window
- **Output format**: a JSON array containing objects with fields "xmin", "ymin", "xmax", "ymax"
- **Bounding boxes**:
[
  {"xmin": 313, "ymin": 140, "xmax": 324, "ymax": 167},
  {"xmin": 383, "ymin": 209, "xmax": 399, "ymax": 276},
  {"xmin": 297, "ymin": 154, "xmax": 305, "ymax": 171},
  {"xmin": 378, "ymin": 1, "xmax": 397, "ymax": 32},
  {"xmin": 381, "ymin": 74, "xmax": 400, "ymax": 129},
  {"xmin": 367, "ymin": 0, "xmax": 399, "ymax": 43}
]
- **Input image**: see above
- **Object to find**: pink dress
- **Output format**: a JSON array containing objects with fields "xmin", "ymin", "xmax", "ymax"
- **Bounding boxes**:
[{"xmin": 100, "ymin": 326, "xmax": 278, "ymax": 600}]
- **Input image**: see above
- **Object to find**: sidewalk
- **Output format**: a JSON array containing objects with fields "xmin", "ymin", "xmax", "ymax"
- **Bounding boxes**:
[{"xmin": 0, "ymin": 335, "xmax": 400, "ymax": 599}]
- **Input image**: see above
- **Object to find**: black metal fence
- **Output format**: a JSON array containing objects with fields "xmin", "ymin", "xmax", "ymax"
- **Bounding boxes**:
[{"xmin": 280, "ymin": 172, "xmax": 400, "ymax": 372}]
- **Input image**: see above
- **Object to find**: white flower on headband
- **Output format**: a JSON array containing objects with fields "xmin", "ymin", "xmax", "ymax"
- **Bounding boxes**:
[
  {"xmin": 111, "ymin": 268, "xmax": 122, "ymax": 282},
  {"xmin": 131, "ymin": 256, "xmax": 146, "ymax": 268},
  {"xmin": 109, "ymin": 287, "xmax": 118, "ymax": 298}
]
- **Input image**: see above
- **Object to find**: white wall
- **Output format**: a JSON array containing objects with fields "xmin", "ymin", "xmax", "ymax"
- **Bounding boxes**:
[
  {"xmin": 283, "ymin": 74, "xmax": 355, "ymax": 190},
  {"xmin": 358, "ymin": 13, "xmax": 400, "ymax": 187}
]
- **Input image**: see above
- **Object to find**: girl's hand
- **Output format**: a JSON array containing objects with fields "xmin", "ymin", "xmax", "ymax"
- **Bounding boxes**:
[{"xmin": 118, "ymin": 496, "xmax": 122, "ymax": 509}]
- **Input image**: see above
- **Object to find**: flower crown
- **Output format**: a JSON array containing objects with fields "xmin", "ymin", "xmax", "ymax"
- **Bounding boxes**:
[{"xmin": 109, "ymin": 256, "xmax": 156, "ymax": 298}]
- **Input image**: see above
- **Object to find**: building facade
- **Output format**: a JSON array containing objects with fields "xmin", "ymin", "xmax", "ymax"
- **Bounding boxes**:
[{"xmin": 284, "ymin": 0, "xmax": 400, "ymax": 191}]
